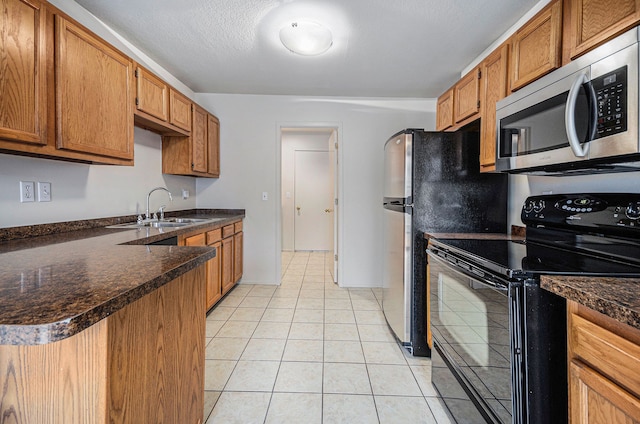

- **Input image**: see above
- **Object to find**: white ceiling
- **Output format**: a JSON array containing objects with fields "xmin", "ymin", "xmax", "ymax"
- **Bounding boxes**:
[{"xmin": 74, "ymin": 0, "xmax": 542, "ymax": 98}]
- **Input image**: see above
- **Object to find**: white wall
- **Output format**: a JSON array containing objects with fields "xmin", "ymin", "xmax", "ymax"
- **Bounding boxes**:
[
  {"xmin": 281, "ymin": 130, "xmax": 334, "ymax": 251},
  {"xmin": 194, "ymin": 94, "xmax": 436, "ymax": 287},
  {"xmin": 0, "ymin": 128, "xmax": 196, "ymax": 227}
]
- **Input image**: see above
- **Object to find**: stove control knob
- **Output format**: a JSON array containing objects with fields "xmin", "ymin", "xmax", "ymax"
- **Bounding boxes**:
[
  {"xmin": 523, "ymin": 200, "xmax": 535, "ymax": 213},
  {"xmin": 625, "ymin": 202, "xmax": 640, "ymax": 220},
  {"xmin": 532, "ymin": 200, "xmax": 545, "ymax": 213}
]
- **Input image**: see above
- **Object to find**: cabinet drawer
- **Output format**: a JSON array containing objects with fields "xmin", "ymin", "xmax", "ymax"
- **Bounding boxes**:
[
  {"xmin": 222, "ymin": 224, "xmax": 235, "ymax": 239},
  {"xmin": 570, "ymin": 312, "xmax": 640, "ymax": 397},
  {"xmin": 206, "ymin": 228, "xmax": 222, "ymax": 244},
  {"xmin": 234, "ymin": 221, "xmax": 243, "ymax": 233}
]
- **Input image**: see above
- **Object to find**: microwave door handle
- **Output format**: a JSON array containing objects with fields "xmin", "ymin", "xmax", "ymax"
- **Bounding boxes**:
[
  {"xmin": 565, "ymin": 71, "xmax": 590, "ymax": 157},
  {"xmin": 587, "ymin": 81, "xmax": 598, "ymax": 141}
]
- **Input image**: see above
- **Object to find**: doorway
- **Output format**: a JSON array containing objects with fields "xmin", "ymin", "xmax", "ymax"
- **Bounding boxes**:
[{"xmin": 280, "ymin": 127, "xmax": 338, "ymax": 283}]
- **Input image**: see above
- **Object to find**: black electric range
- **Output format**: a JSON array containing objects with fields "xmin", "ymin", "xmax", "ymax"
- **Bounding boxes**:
[{"xmin": 427, "ymin": 193, "xmax": 640, "ymax": 424}]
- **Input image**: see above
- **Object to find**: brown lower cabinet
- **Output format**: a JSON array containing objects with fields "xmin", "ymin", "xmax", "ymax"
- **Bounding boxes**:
[
  {"xmin": 183, "ymin": 220, "xmax": 243, "ymax": 311},
  {"xmin": 568, "ymin": 300, "xmax": 640, "ymax": 423},
  {"xmin": 0, "ymin": 265, "xmax": 205, "ymax": 423}
]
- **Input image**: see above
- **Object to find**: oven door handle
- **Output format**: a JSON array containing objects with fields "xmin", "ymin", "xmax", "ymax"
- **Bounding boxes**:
[{"xmin": 427, "ymin": 249, "xmax": 509, "ymax": 292}]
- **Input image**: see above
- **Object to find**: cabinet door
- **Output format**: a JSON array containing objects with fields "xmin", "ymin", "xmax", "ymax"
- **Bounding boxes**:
[
  {"xmin": 135, "ymin": 66, "xmax": 168, "ymax": 121},
  {"xmin": 510, "ymin": 0, "xmax": 562, "ymax": 91},
  {"xmin": 207, "ymin": 240, "xmax": 222, "ymax": 309},
  {"xmin": 55, "ymin": 15, "xmax": 133, "ymax": 160},
  {"xmin": 454, "ymin": 68, "xmax": 481, "ymax": 123},
  {"xmin": 191, "ymin": 105, "xmax": 207, "ymax": 173},
  {"xmin": 221, "ymin": 236, "xmax": 234, "ymax": 295},
  {"xmin": 480, "ymin": 44, "xmax": 509, "ymax": 171},
  {"xmin": 570, "ymin": 361, "xmax": 640, "ymax": 423},
  {"xmin": 183, "ymin": 232, "xmax": 205, "ymax": 246},
  {"xmin": 169, "ymin": 89, "xmax": 191, "ymax": 132},
  {"xmin": 0, "ymin": 0, "xmax": 47, "ymax": 146},
  {"xmin": 233, "ymin": 231, "xmax": 243, "ymax": 283},
  {"xmin": 567, "ymin": 0, "xmax": 640, "ymax": 60},
  {"xmin": 436, "ymin": 88, "xmax": 454, "ymax": 131},
  {"xmin": 207, "ymin": 114, "xmax": 220, "ymax": 177}
]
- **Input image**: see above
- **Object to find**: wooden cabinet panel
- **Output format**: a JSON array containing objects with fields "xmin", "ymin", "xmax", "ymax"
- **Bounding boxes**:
[
  {"xmin": 510, "ymin": 0, "xmax": 562, "ymax": 91},
  {"xmin": 207, "ymin": 240, "xmax": 222, "ymax": 308},
  {"xmin": 0, "ymin": 0, "xmax": 47, "ymax": 146},
  {"xmin": 566, "ymin": 0, "xmax": 640, "ymax": 60},
  {"xmin": 206, "ymin": 228, "xmax": 222, "ymax": 244},
  {"xmin": 191, "ymin": 105, "xmax": 207, "ymax": 173},
  {"xmin": 221, "ymin": 236, "xmax": 234, "ymax": 295},
  {"xmin": 570, "ymin": 360, "xmax": 640, "ymax": 424},
  {"xmin": 480, "ymin": 44, "xmax": 509, "ymax": 171},
  {"xmin": 568, "ymin": 300, "xmax": 640, "ymax": 423},
  {"xmin": 135, "ymin": 66, "xmax": 168, "ymax": 121},
  {"xmin": 207, "ymin": 113, "xmax": 220, "ymax": 177},
  {"xmin": 222, "ymin": 224, "xmax": 235, "ymax": 239},
  {"xmin": 454, "ymin": 68, "xmax": 481, "ymax": 123},
  {"xmin": 436, "ymin": 88, "xmax": 454, "ymax": 131},
  {"xmin": 55, "ymin": 15, "xmax": 133, "ymax": 160},
  {"xmin": 184, "ymin": 232, "xmax": 205, "ymax": 246},
  {"xmin": 0, "ymin": 267, "xmax": 205, "ymax": 423},
  {"xmin": 169, "ymin": 88, "xmax": 191, "ymax": 132},
  {"xmin": 234, "ymin": 231, "xmax": 243, "ymax": 283}
]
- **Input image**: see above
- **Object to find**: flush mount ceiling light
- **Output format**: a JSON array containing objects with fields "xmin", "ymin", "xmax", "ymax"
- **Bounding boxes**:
[{"xmin": 279, "ymin": 21, "xmax": 333, "ymax": 56}]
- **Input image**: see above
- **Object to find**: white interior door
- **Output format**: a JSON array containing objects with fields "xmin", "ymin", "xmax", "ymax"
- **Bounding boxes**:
[{"xmin": 294, "ymin": 150, "xmax": 333, "ymax": 251}]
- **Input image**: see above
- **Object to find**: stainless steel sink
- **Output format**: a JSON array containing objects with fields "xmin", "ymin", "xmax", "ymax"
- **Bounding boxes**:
[{"xmin": 106, "ymin": 217, "xmax": 223, "ymax": 229}]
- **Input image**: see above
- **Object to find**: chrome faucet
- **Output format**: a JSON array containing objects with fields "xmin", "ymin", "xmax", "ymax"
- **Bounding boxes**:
[{"xmin": 146, "ymin": 187, "xmax": 172, "ymax": 220}]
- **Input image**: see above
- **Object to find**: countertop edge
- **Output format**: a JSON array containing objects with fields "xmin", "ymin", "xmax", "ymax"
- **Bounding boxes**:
[
  {"xmin": 541, "ymin": 275, "xmax": 640, "ymax": 331},
  {"xmin": 0, "ymin": 248, "xmax": 216, "ymax": 345}
]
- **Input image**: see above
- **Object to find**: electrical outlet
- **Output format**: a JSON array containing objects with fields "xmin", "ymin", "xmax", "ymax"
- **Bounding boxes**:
[
  {"xmin": 38, "ymin": 182, "xmax": 52, "ymax": 202},
  {"xmin": 20, "ymin": 181, "xmax": 35, "ymax": 203},
  {"xmin": 262, "ymin": 192, "xmax": 268, "ymax": 201},
  {"xmin": 182, "ymin": 189, "xmax": 190, "ymax": 199}
]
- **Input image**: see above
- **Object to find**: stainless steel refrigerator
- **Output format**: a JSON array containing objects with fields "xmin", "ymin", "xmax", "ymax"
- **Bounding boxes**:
[{"xmin": 382, "ymin": 129, "xmax": 508, "ymax": 356}]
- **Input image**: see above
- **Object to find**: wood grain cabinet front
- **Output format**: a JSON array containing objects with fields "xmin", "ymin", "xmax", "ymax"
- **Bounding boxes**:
[
  {"xmin": 0, "ymin": 0, "xmax": 47, "ymax": 146},
  {"xmin": 565, "ymin": 0, "xmax": 640, "ymax": 61},
  {"xmin": 510, "ymin": 0, "xmax": 563, "ymax": 91},
  {"xmin": 436, "ymin": 88, "xmax": 455, "ymax": 131},
  {"xmin": 162, "ymin": 105, "xmax": 220, "ymax": 178},
  {"xmin": 480, "ymin": 43, "xmax": 509, "ymax": 172},
  {"xmin": 454, "ymin": 67, "xmax": 481, "ymax": 125},
  {"xmin": 54, "ymin": 15, "xmax": 134, "ymax": 161},
  {"xmin": 568, "ymin": 300, "xmax": 640, "ymax": 423}
]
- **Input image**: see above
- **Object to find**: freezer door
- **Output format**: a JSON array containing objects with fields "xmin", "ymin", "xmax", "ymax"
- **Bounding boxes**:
[
  {"xmin": 382, "ymin": 207, "xmax": 413, "ymax": 344},
  {"xmin": 383, "ymin": 132, "xmax": 412, "ymax": 200}
]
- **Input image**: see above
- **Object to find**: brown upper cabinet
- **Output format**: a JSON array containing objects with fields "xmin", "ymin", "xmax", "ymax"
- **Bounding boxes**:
[
  {"xmin": 454, "ymin": 68, "xmax": 481, "ymax": 124},
  {"xmin": 480, "ymin": 44, "xmax": 510, "ymax": 171},
  {"xmin": 133, "ymin": 66, "xmax": 191, "ymax": 136},
  {"xmin": 436, "ymin": 88, "xmax": 455, "ymax": 131},
  {"xmin": 0, "ymin": 1, "xmax": 134, "ymax": 165},
  {"xmin": 510, "ymin": 0, "xmax": 563, "ymax": 91},
  {"xmin": 564, "ymin": 0, "xmax": 640, "ymax": 61},
  {"xmin": 162, "ymin": 105, "xmax": 220, "ymax": 178},
  {"xmin": 435, "ymin": 68, "xmax": 481, "ymax": 132},
  {"xmin": 55, "ymin": 15, "xmax": 134, "ymax": 161},
  {"xmin": 0, "ymin": 0, "xmax": 47, "ymax": 147},
  {"xmin": 169, "ymin": 89, "xmax": 192, "ymax": 132}
]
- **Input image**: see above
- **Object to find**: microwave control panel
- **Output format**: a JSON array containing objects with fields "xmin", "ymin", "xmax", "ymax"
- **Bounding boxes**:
[{"xmin": 593, "ymin": 65, "xmax": 627, "ymax": 138}]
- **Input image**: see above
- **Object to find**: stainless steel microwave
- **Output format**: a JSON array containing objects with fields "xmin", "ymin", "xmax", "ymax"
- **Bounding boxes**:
[{"xmin": 496, "ymin": 28, "xmax": 640, "ymax": 175}]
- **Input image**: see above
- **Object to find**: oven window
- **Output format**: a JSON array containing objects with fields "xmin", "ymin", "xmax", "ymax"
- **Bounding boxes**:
[{"xmin": 430, "ymin": 257, "xmax": 514, "ymax": 424}]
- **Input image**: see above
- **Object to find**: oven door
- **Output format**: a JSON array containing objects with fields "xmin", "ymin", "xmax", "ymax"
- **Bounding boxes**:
[{"xmin": 428, "ymin": 251, "xmax": 522, "ymax": 424}]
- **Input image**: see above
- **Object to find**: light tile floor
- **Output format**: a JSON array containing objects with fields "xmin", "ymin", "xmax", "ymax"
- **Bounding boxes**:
[{"xmin": 204, "ymin": 251, "xmax": 454, "ymax": 423}]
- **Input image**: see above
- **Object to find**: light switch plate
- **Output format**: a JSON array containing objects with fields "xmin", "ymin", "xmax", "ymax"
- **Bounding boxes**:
[
  {"xmin": 20, "ymin": 181, "xmax": 35, "ymax": 203},
  {"xmin": 38, "ymin": 182, "xmax": 51, "ymax": 202}
]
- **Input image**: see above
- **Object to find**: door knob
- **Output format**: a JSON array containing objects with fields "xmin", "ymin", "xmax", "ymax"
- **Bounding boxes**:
[
  {"xmin": 296, "ymin": 206, "xmax": 301, "ymax": 215},
  {"xmin": 324, "ymin": 209, "xmax": 333, "ymax": 213}
]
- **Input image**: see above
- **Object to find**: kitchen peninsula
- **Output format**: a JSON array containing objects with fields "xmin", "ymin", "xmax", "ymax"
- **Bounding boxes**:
[{"xmin": 0, "ymin": 211, "xmax": 243, "ymax": 423}]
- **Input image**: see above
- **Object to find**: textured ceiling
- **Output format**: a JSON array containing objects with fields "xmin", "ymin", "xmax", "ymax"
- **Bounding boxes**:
[{"xmin": 74, "ymin": 0, "xmax": 541, "ymax": 97}]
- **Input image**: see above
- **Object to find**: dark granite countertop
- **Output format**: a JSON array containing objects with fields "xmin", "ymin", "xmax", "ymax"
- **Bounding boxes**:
[
  {"xmin": 0, "ymin": 210, "xmax": 244, "ymax": 345},
  {"xmin": 541, "ymin": 276, "xmax": 640, "ymax": 331}
]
